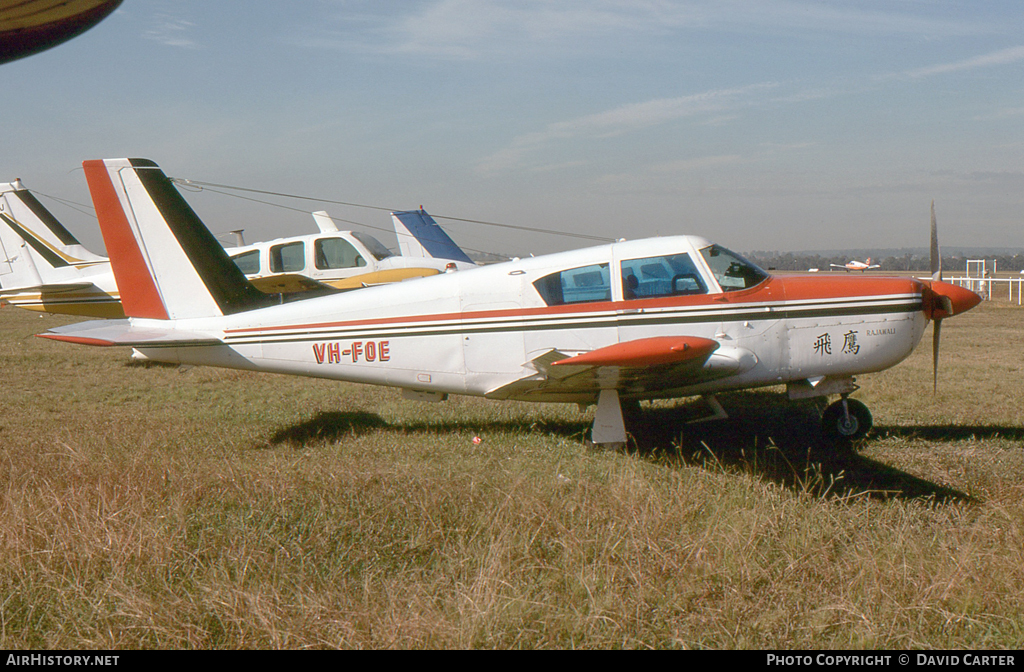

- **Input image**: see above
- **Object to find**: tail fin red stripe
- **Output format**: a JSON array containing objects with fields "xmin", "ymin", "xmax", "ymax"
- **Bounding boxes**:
[{"xmin": 82, "ymin": 160, "xmax": 168, "ymax": 320}]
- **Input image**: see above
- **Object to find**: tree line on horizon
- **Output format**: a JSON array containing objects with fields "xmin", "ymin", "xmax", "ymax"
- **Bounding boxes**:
[{"xmin": 746, "ymin": 251, "xmax": 1024, "ymax": 274}]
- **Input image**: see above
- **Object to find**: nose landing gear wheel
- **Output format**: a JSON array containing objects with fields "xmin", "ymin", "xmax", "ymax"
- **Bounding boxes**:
[{"xmin": 821, "ymin": 398, "xmax": 872, "ymax": 447}]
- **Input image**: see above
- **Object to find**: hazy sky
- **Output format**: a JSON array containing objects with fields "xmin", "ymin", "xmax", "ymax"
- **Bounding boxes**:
[{"xmin": 2, "ymin": 1, "xmax": 1023, "ymax": 257}]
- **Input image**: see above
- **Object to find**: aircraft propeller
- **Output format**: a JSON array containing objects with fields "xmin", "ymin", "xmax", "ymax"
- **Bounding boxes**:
[{"xmin": 925, "ymin": 201, "xmax": 964, "ymax": 393}]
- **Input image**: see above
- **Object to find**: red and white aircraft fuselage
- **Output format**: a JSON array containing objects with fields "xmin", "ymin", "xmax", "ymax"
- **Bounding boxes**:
[{"xmin": 41, "ymin": 159, "xmax": 981, "ymax": 447}]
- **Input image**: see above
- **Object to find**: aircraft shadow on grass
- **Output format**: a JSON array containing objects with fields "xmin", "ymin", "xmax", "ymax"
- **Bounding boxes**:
[{"xmin": 261, "ymin": 391, "xmax": 978, "ymax": 504}]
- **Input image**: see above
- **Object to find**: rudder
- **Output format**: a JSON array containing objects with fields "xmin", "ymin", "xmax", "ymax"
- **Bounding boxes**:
[{"xmin": 83, "ymin": 158, "xmax": 273, "ymax": 320}]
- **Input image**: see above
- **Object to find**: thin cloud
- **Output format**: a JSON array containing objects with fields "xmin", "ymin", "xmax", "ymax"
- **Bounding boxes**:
[
  {"xmin": 478, "ymin": 83, "xmax": 777, "ymax": 173},
  {"xmin": 650, "ymin": 155, "xmax": 746, "ymax": 172},
  {"xmin": 311, "ymin": 0, "xmax": 980, "ymax": 60},
  {"xmin": 974, "ymin": 107, "xmax": 1024, "ymax": 121},
  {"xmin": 903, "ymin": 45, "xmax": 1024, "ymax": 78},
  {"xmin": 143, "ymin": 13, "xmax": 200, "ymax": 49}
]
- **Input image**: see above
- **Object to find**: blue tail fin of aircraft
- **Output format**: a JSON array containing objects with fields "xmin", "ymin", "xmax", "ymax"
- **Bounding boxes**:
[{"xmin": 391, "ymin": 210, "xmax": 474, "ymax": 264}]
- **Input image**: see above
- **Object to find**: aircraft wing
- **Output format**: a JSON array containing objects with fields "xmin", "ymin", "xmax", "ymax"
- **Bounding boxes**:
[
  {"xmin": 247, "ymin": 274, "xmax": 340, "ymax": 296},
  {"xmin": 37, "ymin": 319, "xmax": 221, "ymax": 347},
  {"xmin": 486, "ymin": 336, "xmax": 757, "ymax": 401},
  {"xmin": 0, "ymin": 282, "xmax": 95, "ymax": 295}
]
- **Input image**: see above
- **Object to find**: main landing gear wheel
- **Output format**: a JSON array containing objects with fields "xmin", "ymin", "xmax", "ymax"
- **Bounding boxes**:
[{"xmin": 821, "ymin": 397, "xmax": 873, "ymax": 447}]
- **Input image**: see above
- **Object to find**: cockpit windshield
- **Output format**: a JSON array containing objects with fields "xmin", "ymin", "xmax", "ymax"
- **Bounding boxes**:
[
  {"xmin": 699, "ymin": 245, "xmax": 769, "ymax": 292},
  {"xmin": 351, "ymin": 232, "xmax": 395, "ymax": 261}
]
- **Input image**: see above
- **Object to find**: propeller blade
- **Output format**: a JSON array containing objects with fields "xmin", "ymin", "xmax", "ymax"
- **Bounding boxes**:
[
  {"xmin": 930, "ymin": 201, "xmax": 942, "ymax": 282},
  {"xmin": 932, "ymin": 318, "xmax": 942, "ymax": 394}
]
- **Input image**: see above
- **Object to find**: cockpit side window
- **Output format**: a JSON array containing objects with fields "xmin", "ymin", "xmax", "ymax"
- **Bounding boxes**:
[
  {"xmin": 231, "ymin": 250, "xmax": 260, "ymax": 275},
  {"xmin": 534, "ymin": 263, "xmax": 611, "ymax": 305},
  {"xmin": 699, "ymin": 245, "xmax": 769, "ymax": 292},
  {"xmin": 620, "ymin": 253, "xmax": 707, "ymax": 299}
]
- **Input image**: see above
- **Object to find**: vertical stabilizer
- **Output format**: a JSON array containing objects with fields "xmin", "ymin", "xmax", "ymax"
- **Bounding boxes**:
[
  {"xmin": 0, "ymin": 222, "xmax": 44, "ymax": 288},
  {"xmin": 0, "ymin": 180, "xmax": 107, "ymax": 272},
  {"xmin": 392, "ymin": 209, "xmax": 474, "ymax": 264},
  {"xmin": 82, "ymin": 158, "xmax": 273, "ymax": 320},
  {"xmin": 312, "ymin": 211, "xmax": 340, "ymax": 233}
]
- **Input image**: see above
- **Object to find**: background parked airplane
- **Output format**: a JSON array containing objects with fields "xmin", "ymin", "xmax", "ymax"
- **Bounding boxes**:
[
  {"xmin": 227, "ymin": 209, "xmax": 475, "ymax": 294},
  {"xmin": 0, "ymin": 177, "xmax": 475, "ymax": 317}
]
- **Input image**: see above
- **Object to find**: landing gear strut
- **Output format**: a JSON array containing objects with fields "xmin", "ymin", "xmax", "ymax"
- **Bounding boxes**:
[{"xmin": 821, "ymin": 396, "xmax": 872, "ymax": 446}]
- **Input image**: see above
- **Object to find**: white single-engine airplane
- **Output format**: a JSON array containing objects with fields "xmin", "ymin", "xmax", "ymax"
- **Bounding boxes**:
[
  {"xmin": 226, "ymin": 208, "xmax": 475, "ymax": 294},
  {"xmin": 0, "ymin": 178, "xmax": 475, "ymax": 317},
  {"xmin": 39, "ymin": 159, "xmax": 981, "ymax": 448},
  {"xmin": 831, "ymin": 258, "xmax": 880, "ymax": 272}
]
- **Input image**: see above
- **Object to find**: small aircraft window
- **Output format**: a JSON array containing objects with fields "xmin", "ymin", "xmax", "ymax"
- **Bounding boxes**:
[
  {"xmin": 270, "ymin": 242, "xmax": 305, "ymax": 273},
  {"xmin": 534, "ymin": 263, "xmax": 611, "ymax": 305},
  {"xmin": 699, "ymin": 244, "xmax": 769, "ymax": 292},
  {"xmin": 315, "ymin": 238, "xmax": 367, "ymax": 270},
  {"xmin": 231, "ymin": 250, "xmax": 260, "ymax": 275},
  {"xmin": 351, "ymin": 232, "xmax": 395, "ymax": 261},
  {"xmin": 620, "ymin": 253, "xmax": 707, "ymax": 299}
]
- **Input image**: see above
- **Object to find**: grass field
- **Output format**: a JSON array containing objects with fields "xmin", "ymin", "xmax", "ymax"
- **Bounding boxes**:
[{"xmin": 1, "ymin": 300, "xmax": 1022, "ymax": 649}]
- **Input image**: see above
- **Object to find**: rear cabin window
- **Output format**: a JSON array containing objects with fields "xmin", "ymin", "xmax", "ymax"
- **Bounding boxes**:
[
  {"xmin": 533, "ymin": 263, "xmax": 611, "ymax": 305},
  {"xmin": 315, "ymin": 238, "xmax": 367, "ymax": 270},
  {"xmin": 620, "ymin": 253, "xmax": 707, "ymax": 299},
  {"xmin": 231, "ymin": 250, "xmax": 261, "ymax": 275},
  {"xmin": 270, "ymin": 242, "xmax": 305, "ymax": 273}
]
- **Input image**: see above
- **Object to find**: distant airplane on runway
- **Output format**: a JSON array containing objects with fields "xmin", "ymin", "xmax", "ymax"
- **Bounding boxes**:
[{"xmin": 831, "ymin": 258, "xmax": 880, "ymax": 272}]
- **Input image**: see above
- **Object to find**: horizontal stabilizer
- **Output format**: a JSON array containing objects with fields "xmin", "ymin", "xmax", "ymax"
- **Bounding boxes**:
[
  {"xmin": 37, "ymin": 319, "xmax": 221, "ymax": 348},
  {"xmin": 392, "ymin": 210, "xmax": 474, "ymax": 264}
]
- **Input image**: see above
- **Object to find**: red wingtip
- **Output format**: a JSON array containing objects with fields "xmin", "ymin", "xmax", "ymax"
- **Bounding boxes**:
[{"xmin": 35, "ymin": 333, "xmax": 116, "ymax": 347}]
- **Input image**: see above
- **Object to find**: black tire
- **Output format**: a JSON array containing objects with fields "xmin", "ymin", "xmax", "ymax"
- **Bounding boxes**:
[{"xmin": 821, "ymin": 398, "xmax": 873, "ymax": 445}]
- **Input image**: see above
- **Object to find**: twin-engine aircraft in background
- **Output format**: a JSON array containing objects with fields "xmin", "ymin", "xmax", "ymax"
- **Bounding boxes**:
[
  {"xmin": 0, "ymin": 179, "xmax": 476, "ymax": 317},
  {"xmin": 39, "ymin": 158, "xmax": 981, "ymax": 448},
  {"xmin": 831, "ymin": 258, "xmax": 881, "ymax": 272}
]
